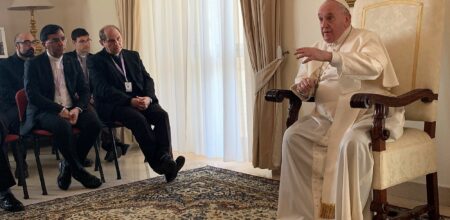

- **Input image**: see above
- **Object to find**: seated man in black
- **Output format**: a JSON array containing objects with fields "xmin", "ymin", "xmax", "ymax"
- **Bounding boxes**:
[
  {"xmin": 0, "ymin": 32, "xmax": 36, "ymax": 178},
  {"xmin": 65, "ymin": 28, "xmax": 129, "ymax": 163},
  {"xmin": 88, "ymin": 25, "xmax": 184, "ymax": 182},
  {"xmin": 0, "ymin": 118, "xmax": 24, "ymax": 212},
  {"xmin": 22, "ymin": 24, "xmax": 102, "ymax": 190}
]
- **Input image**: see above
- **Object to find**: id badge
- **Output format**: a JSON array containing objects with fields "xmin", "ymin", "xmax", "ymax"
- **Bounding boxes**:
[{"xmin": 125, "ymin": 82, "xmax": 133, "ymax": 92}]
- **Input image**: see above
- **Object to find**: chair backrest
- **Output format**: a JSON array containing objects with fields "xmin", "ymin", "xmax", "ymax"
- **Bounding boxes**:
[
  {"xmin": 15, "ymin": 89, "xmax": 27, "ymax": 123},
  {"xmin": 352, "ymin": 0, "xmax": 445, "ymax": 122}
]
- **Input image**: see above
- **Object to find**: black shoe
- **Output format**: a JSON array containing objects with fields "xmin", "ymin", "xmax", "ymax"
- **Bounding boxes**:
[
  {"xmin": 57, "ymin": 160, "xmax": 72, "ymax": 190},
  {"xmin": 104, "ymin": 147, "xmax": 122, "ymax": 162},
  {"xmin": 83, "ymin": 158, "xmax": 94, "ymax": 167},
  {"xmin": 175, "ymin": 156, "xmax": 185, "ymax": 171},
  {"xmin": 163, "ymin": 156, "xmax": 185, "ymax": 183},
  {"xmin": 117, "ymin": 142, "xmax": 130, "ymax": 155},
  {"xmin": 14, "ymin": 161, "xmax": 29, "ymax": 179},
  {"xmin": 0, "ymin": 191, "xmax": 24, "ymax": 212},
  {"xmin": 72, "ymin": 169, "xmax": 102, "ymax": 189}
]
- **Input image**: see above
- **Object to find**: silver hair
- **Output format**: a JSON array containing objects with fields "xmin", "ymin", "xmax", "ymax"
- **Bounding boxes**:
[{"xmin": 99, "ymin": 25, "xmax": 121, "ymax": 41}]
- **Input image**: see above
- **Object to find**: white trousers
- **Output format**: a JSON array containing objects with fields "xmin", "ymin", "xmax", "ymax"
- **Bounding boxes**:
[{"xmin": 277, "ymin": 108, "xmax": 404, "ymax": 220}]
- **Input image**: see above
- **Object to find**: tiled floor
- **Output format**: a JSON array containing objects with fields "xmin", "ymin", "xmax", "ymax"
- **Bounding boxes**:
[{"xmin": 7, "ymin": 145, "xmax": 450, "ymax": 216}]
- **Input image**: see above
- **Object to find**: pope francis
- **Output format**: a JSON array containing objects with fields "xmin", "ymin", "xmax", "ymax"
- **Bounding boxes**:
[{"xmin": 277, "ymin": 0, "xmax": 405, "ymax": 219}]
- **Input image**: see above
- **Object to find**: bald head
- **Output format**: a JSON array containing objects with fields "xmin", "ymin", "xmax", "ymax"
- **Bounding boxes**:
[
  {"xmin": 318, "ymin": 0, "xmax": 352, "ymax": 43},
  {"xmin": 14, "ymin": 33, "xmax": 34, "ymax": 44},
  {"xmin": 99, "ymin": 25, "xmax": 123, "ymax": 55},
  {"xmin": 14, "ymin": 32, "xmax": 36, "ymax": 59}
]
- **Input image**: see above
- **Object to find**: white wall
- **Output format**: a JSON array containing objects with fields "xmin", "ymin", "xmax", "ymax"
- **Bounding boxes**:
[
  {"xmin": 281, "ymin": 0, "xmax": 450, "ymax": 188},
  {"xmin": 0, "ymin": 0, "xmax": 118, "ymax": 55}
]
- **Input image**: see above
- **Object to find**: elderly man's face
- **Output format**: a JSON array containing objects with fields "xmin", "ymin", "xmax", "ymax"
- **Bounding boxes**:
[
  {"xmin": 318, "ymin": 0, "xmax": 351, "ymax": 43},
  {"xmin": 101, "ymin": 27, "xmax": 123, "ymax": 55}
]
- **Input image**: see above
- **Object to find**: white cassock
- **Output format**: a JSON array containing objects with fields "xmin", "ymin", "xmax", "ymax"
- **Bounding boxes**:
[{"xmin": 277, "ymin": 26, "xmax": 405, "ymax": 220}]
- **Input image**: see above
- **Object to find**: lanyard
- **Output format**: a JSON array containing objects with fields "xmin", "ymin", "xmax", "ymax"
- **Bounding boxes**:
[{"xmin": 112, "ymin": 54, "xmax": 128, "ymax": 81}]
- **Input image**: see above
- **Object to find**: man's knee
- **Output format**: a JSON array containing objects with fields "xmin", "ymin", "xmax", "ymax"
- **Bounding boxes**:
[
  {"xmin": 88, "ymin": 112, "xmax": 102, "ymax": 132},
  {"xmin": 152, "ymin": 108, "xmax": 169, "ymax": 122},
  {"xmin": 129, "ymin": 112, "xmax": 148, "ymax": 125},
  {"xmin": 282, "ymin": 126, "xmax": 299, "ymax": 152},
  {"xmin": 340, "ymin": 130, "xmax": 372, "ymax": 157},
  {"xmin": 52, "ymin": 120, "xmax": 73, "ymax": 137}
]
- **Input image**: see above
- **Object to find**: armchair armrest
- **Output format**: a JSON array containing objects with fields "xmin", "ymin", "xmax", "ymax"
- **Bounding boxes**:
[
  {"xmin": 350, "ymin": 89, "xmax": 438, "ymax": 109},
  {"xmin": 265, "ymin": 89, "xmax": 306, "ymax": 127},
  {"xmin": 265, "ymin": 89, "xmax": 298, "ymax": 103},
  {"xmin": 350, "ymin": 89, "xmax": 438, "ymax": 151}
]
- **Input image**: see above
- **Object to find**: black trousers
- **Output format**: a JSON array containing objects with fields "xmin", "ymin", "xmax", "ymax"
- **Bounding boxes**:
[
  {"xmin": 0, "ymin": 119, "xmax": 15, "ymax": 191},
  {"xmin": 35, "ymin": 109, "xmax": 101, "ymax": 172},
  {"xmin": 111, "ymin": 103, "xmax": 172, "ymax": 173},
  {"xmin": 87, "ymin": 104, "xmax": 121, "ymax": 151},
  {"xmin": 0, "ymin": 108, "xmax": 27, "ymax": 166},
  {"xmin": 0, "ymin": 108, "xmax": 20, "ymax": 135}
]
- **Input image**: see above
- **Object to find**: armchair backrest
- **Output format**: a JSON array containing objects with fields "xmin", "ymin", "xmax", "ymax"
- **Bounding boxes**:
[
  {"xmin": 15, "ymin": 89, "xmax": 27, "ymax": 123},
  {"xmin": 352, "ymin": 0, "xmax": 445, "ymax": 122}
]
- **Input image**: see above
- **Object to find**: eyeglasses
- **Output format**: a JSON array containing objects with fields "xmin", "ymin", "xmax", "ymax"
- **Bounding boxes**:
[
  {"xmin": 46, "ymin": 37, "xmax": 66, "ymax": 44},
  {"xmin": 105, "ymin": 38, "xmax": 121, "ymax": 44},
  {"xmin": 76, "ymin": 39, "xmax": 92, "ymax": 44},
  {"xmin": 16, "ymin": 40, "xmax": 38, "ymax": 46}
]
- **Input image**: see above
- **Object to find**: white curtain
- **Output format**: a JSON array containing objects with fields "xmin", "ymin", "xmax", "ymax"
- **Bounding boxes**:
[{"xmin": 139, "ymin": 0, "xmax": 254, "ymax": 161}]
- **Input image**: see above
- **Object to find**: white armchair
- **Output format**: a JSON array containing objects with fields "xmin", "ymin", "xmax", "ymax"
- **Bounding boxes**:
[{"xmin": 351, "ymin": 0, "xmax": 445, "ymax": 219}]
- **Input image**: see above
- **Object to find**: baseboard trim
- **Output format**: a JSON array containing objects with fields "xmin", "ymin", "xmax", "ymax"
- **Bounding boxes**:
[{"xmin": 388, "ymin": 182, "xmax": 450, "ymax": 206}]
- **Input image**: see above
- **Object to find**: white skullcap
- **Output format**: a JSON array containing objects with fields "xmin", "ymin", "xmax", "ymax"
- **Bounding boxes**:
[{"xmin": 333, "ymin": 0, "xmax": 351, "ymax": 12}]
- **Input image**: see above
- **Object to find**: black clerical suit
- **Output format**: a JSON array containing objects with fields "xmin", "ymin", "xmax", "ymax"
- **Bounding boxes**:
[
  {"xmin": 64, "ymin": 51, "xmax": 92, "ymax": 84},
  {"xmin": 0, "ymin": 54, "xmax": 25, "ymax": 135},
  {"xmin": 65, "ymin": 50, "xmax": 125, "ymax": 153},
  {"xmin": 0, "ymin": 119, "xmax": 15, "ymax": 191},
  {"xmin": 88, "ymin": 48, "xmax": 171, "ymax": 173},
  {"xmin": 0, "ymin": 54, "xmax": 28, "ymax": 173},
  {"xmin": 22, "ymin": 52, "xmax": 102, "ymax": 171}
]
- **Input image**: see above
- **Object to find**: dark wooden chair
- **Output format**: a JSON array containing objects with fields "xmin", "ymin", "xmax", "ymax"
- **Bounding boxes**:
[
  {"xmin": 103, "ymin": 121, "xmax": 124, "ymax": 180},
  {"xmin": 15, "ymin": 89, "xmax": 105, "ymax": 194}
]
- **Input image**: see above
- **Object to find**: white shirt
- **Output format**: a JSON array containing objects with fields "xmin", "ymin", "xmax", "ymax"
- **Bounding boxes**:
[{"xmin": 47, "ymin": 51, "xmax": 73, "ymax": 108}]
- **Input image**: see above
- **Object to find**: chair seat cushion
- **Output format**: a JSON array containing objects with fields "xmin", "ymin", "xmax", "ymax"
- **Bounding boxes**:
[
  {"xmin": 32, "ymin": 128, "xmax": 81, "ymax": 136},
  {"xmin": 32, "ymin": 129, "xmax": 53, "ymax": 136},
  {"xmin": 5, "ymin": 134, "xmax": 19, "ymax": 143},
  {"xmin": 372, "ymin": 127, "xmax": 437, "ymax": 190}
]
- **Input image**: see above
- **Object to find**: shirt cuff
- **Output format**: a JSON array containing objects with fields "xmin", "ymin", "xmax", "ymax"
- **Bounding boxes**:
[
  {"xmin": 330, "ymin": 52, "xmax": 342, "ymax": 68},
  {"xmin": 330, "ymin": 52, "xmax": 343, "ymax": 76}
]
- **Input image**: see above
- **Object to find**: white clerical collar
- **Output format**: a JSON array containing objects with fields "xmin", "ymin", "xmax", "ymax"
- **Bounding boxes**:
[
  {"xmin": 47, "ymin": 50, "xmax": 63, "ymax": 63},
  {"xmin": 77, "ymin": 52, "xmax": 88, "ymax": 58},
  {"xmin": 327, "ymin": 26, "xmax": 352, "ymax": 49}
]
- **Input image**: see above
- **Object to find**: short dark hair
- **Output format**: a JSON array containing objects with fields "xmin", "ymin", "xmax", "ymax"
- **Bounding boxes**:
[
  {"xmin": 99, "ymin": 25, "xmax": 121, "ymax": 41},
  {"xmin": 40, "ymin": 24, "xmax": 64, "ymax": 42},
  {"xmin": 71, "ymin": 28, "xmax": 89, "ymax": 41}
]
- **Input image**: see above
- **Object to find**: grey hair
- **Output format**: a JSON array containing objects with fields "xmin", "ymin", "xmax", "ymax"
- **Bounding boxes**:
[{"xmin": 99, "ymin": 25, "xmax": 121, "ymax": 41}]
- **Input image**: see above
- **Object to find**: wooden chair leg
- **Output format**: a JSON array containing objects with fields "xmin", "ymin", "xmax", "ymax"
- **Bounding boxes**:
[
  {"xmin": 14, "ymin": 139, "xmax": 29, "ymax": 199},
  {"xmin": 53, "ymin": 140, "xmax": 60, "ymax": 161},
  {"xmin": 110, "ymin": 127, "xmax": 121, "ymax": 180},
  {"xmin": 93, "ymin": 138, "xmax": 105, "ymax": 183},
  {"xmin": 34, "ymin": 137, "xmax": 47, "ymax": 195},
  {"xmin": 426, "ymin": 172, "xmax": 440, "ymax": 220},
  {"xmin": 94, "ymin": 136, "xmax": 99, "ymax": 172},
  {"xmin": 371, "ymin": 189, "xmax": 388, "ymax": 220}
]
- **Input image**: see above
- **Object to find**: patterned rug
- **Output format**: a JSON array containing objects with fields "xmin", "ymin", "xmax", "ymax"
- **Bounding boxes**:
[
  {"xmin": 0, "ymin": 166, "xmax": 279, "ymax": 219},
  {"xmin": 1, "ymin": 166, "xmax": 448, "ymax": 219}
]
